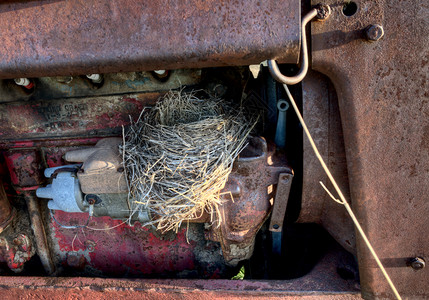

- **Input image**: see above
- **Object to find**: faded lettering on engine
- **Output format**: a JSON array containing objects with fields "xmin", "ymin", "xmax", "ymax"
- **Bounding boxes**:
[{"xmin": 37, "ymin": 103, "xmax": 88, "ymax": 121}]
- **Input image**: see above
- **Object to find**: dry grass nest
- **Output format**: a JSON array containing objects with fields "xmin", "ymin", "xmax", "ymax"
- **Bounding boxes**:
[{"xmin": 120, "ymin": 89, "xmax": 256, "ymax": 232}]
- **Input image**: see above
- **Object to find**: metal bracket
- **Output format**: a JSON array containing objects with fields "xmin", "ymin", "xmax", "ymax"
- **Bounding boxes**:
[{"xmin": 269, "ymin": 173, "xmax": 293, "ymax": 233}]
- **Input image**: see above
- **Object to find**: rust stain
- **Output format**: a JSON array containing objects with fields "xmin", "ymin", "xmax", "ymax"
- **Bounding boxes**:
[{"xmin": 0, "ymin": 0, "xmax": 300, "ymax": 79}]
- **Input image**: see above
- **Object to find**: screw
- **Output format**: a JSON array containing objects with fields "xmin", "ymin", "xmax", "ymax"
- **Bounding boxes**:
[
  {"xmin": 117, "ymin": 166, "xmax": 124, "ymax": 173},
  {"xmin": 281, "ymin": 174, "xmax": 289, "ymax": 182},
  {"xmin": 409, "ymin": 257, "xmax": 425, "ymax": 270},
  {"xmin": 315, "ymin": 4, "xmax": 331, "ymax": 20},
  {"xmin": 365, "ymin": 24, "xmax": 384, "ymax": 42},
  {"xmin": 273, "ymin": 224, "xmax": 279, "ymax": 230}
]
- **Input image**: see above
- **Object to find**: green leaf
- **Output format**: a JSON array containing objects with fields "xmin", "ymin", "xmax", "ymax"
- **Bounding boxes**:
[{"xmin": 231, "ymin": 266, "xmax": 245, "ymax": 280}]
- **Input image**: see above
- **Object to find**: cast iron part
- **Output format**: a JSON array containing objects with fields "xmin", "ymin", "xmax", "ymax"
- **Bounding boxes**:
[{"xmin": 206, "ymin": 137, "xmax": 292, "ymax": 265}]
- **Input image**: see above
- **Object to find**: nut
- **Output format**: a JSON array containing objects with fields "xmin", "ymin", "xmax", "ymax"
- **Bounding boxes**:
[{"xmin": 365, "ymin": 24, "xmax": 384, "ymax": 42}]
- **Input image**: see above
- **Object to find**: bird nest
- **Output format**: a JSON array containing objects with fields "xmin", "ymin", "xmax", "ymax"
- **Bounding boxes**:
[{"xmin": 120, "ymin": 90, "xmax": 255, "ymax": 232}]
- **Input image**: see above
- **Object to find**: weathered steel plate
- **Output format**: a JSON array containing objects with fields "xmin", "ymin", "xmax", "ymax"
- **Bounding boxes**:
[
  {"xmin": 311, "ymin": 0, "xmax": 429, "ymax": 298},
  {"xmin": 0, "ymin": 0, "xmax": 300, "ymax": 79}
]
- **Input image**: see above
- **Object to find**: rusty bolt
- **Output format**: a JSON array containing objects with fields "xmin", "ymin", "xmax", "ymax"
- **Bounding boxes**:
[
  {"xmin": 315, "ymin": 4, "xmax": 331, "ymax": 20},
  {"xmin": 365, "ymin": 24, "xmax": 384, "ymax": 42},
  {"xmin": 409, "ymin": 257, "xmax": 425, "ymax": 270},
  {"xmin": 281, "ymin": 174, "xmax": 289, "ymax": 182},
  {"xmin": 67, "ymin": 254, "xmax": 86, "ymax": 269}
]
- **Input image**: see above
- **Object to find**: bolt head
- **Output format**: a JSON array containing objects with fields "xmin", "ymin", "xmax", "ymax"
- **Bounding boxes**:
[
  {"xmin": 410, "ymin": 257, "xmax": 425, "ymax": 270},
  {"xmin": 315, "ymin": 4, "xmax": 331, "ymax": 20},
  {"xmin": 366, "ymin": 24, "xmax": 384, "ymax": 41}
]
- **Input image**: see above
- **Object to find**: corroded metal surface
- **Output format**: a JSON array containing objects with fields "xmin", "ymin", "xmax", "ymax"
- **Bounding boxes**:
[
  {"xmin": 0, "ymin": 93, "xmax": 160, "ymax": 140},
  {"xmin": 0, "ymin": 70, "xmax": 201, "ymax": 103},
  {"xmin": 0, "ymin": 0, "xmax": 300, "ymax": 79},
  {"xmin": 47, "ymin": 212, "xmax": 226, "ymax": 278},
  {"xmin": 23, "ymin": 191, "xmax": 55, "ymax": 274},
  {"xmin": 0, "ymin": 245, "xmax": 361, "ymax": 299},
  {"xmin": 207, "ymin": 138, "xmax": 292, "ymax": 265},
  {"xmin": 311, "ymin": 0, "xmax": 429, "ymax": 298},
  {"xmin": 4, "ymin": 149, "xmax": 45, "ymax": 188},
  {"xmin": 0, "ymin": 233, "xmax": 33, "ymax": 272},
  {"xmin": 300, "ymin": 71, "xmax": 355, "ymax": 255},
  {"xmin": 269, "ymin": 173, "xmax": 293, "ymax": 233},
  {"xmin": 1, "ymin": 141, "xmax": 227, "ymax": 277}
]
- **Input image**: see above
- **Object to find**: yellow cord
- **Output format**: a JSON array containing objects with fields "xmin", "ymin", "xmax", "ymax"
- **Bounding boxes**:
[{"xmin": 282, "ymin": 83, "xmax": 401, "ymax": 300}]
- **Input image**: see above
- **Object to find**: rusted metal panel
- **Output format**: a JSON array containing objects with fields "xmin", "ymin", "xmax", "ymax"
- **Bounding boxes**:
[
  {"xmin": 0, "ymin": 244, "xmax": 361, "ymax": 298},
  {"xmin": 3, "ymin": 149, "xmax": 45, "ymax": 188},
  {"xmin": 0, "ymin": 0, "xmax": 300, "ymax": 79},
  {"xmin": 300, "ymin": 71, "xmax": 355, "ymax": 255},
  {"xmin": 0, "ymin": 93, "xmax": 161, "ymax": 140},
  {"xmin": 311, "ymin": 0, "xmax": 429, "ymax": 298},
  {"xmin": 47, "ymin": 211, "xmax": 227, "ymax": 278}
]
